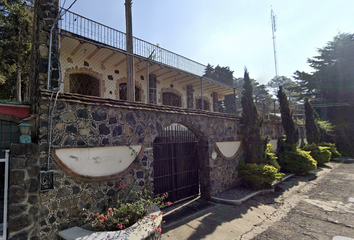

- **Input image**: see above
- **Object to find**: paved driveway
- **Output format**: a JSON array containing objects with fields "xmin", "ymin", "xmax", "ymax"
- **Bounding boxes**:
[{"xmin": 162, "ymin": 160, "xmax": 354, "ymax": 240}]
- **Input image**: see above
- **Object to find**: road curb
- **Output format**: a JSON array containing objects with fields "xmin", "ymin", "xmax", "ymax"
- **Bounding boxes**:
[{"xmin": 210, "ymin": 174, "xmax": 295, "ymax": 205}]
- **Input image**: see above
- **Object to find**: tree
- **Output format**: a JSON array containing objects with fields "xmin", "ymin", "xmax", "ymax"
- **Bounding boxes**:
[
  {"xmin": 294, "ymin": 33, "xmax": 354, "ymax": 155},
  {"xmin": 294, "ymin": 33, "xmax": 354, "ymax": 103},
  {"xmin": 304, "ymin": 98, "xmax": 320, "ymax": 145},
  {"xmin": 204, "ymin": 64, "xmax": 235, "ymax": 113},
  {"xmin": 0, "ymin": 0, "xmax": 32, "ymax": 101},
  {"xmin": 254, "ymin": 83, "xmax": 272, "ymax": 116},
  {"xmin": 241, "ymin": 68, "xmax": 267, "ymax": 164},
  {"xmin": 277, "ymin": 86, "xmax": 299, "ymax": 151}
]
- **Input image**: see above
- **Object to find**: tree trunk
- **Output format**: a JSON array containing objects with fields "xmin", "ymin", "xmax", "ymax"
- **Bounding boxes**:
[{"xmin": 16, "ymin": 61, "xmax": 22, "ymax": 102}]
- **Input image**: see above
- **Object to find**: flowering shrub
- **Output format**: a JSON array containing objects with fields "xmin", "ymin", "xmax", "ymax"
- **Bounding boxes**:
[{"xmin": 83, "ymin": 181, "xmax": 170, "ymax": 231}]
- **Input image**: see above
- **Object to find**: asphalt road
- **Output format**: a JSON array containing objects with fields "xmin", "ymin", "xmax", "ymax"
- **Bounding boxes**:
[{"xmin": 162, "ymin": 159, "xmax": 354, "ymax": 240}]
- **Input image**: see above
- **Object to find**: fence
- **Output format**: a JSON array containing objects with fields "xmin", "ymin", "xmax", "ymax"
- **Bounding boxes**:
[
  {"xmin": 0, "ymin": 150, "xmax": 9, "ymax": 240},
  {"xmin": 60, "ymin": 10, "xmax": 207, "ymax": 77}
]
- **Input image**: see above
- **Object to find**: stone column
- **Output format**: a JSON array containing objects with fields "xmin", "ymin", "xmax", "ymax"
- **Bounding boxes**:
[
  {"xmin": 187, "ymin": 85, "xmax": 194, "ymax": 109},
  {"xmin": 212, "ymin": 92, "xmax": 218, "ymax": 112},
  {"xmin": 149, "ymin": 74, "xmax": 157, "ymax": 104},
  {"xmin": 30, "ymin": 0, "xmax": 59, "ymax": 140},
  {"xmin": 8, "ymin": 144, "xmax": 40, "ymax": 240}
]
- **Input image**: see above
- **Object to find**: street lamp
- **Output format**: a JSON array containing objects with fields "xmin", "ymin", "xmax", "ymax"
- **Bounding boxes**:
[{"xmin": 19, "ymin": 118, "xmax": 32, "ymax": 144}]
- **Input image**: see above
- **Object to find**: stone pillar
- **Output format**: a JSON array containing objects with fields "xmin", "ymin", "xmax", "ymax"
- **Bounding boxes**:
[
  {"xmin": 149, "ymin": 74, "xmax": 157, "ymax": 104},
  {"xmin": 30, "ymin": 0, "xmax": 59, "ymax": 139},
  {"xmin": 8, "ymin": 143, "xmax": 40, "ymax": 240},
  {"xmin": 212, "ymin": 92, "xmax": 218, "ymax": 112},
  {"xmin": 187, "ymin": 85, "xmax": 194, "ymax": 109}
]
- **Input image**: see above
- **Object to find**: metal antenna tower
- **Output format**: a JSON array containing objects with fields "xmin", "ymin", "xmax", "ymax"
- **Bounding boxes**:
[{"xmin": 271, "ymin": 7, "xmax": 278, "ymax": 77}]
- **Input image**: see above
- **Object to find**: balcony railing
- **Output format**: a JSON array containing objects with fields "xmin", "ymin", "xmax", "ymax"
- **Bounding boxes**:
[
  {"xmin": 61, "ymin": 11, "xmax": 206, "ymax": 78},
  {"xmin": 59, "ymin": 10, "xmax": 233, "ymax": 89}
]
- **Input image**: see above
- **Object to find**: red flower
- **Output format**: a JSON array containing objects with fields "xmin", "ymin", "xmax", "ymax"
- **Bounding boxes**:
[
  {"xmin": 119, "ymin": 182, "xmax": 127, "ymax": 188},
  {"xmin": 118, "ymin": 224, "xmax": 123, "ymax": 229},
  {"xmin": 157, "ymin": 227, "xmax": 162, "ymax": 233}
]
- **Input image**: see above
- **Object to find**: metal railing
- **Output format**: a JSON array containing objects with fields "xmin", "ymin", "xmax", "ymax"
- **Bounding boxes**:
[{"xmin": 59, "ymin": 10, "xmax": 231, "ymax": 87}]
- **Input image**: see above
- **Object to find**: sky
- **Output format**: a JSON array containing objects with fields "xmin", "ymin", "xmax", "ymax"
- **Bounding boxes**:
[{"xmin": 63, "ymin": 0, "xmax": 354, "ymax": 85}]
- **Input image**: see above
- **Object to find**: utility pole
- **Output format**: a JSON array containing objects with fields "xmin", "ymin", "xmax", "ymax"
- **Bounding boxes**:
[
  {"xmin": 125, "ymin": 0, "xmax": 135, "ymax": 101},
  {"xmin": 271, "ymin": 7, "xmax": 278, "ymax": 77}
]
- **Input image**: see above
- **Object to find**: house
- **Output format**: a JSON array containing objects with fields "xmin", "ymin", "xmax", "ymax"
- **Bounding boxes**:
[{"xmin": 6, "ymin": 1, "xmax": 283, "ymax": 239}]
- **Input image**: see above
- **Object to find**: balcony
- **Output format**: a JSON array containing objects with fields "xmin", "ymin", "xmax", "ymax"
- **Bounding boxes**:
[{"xmin": 59, "ymin": 10, "xmax": 234, "ymax": 90}]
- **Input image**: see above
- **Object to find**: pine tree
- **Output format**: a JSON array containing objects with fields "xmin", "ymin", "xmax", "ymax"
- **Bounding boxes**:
[
  {"xmin": 277, "ymin": 86, "xmax": 299, "ymax": 151},
  {"xmin": 241, "ymin": 68, "xmax": 267, "ymax": 164},
  {"xmin": 0, "ymin": 0, "xmax": 32, "ymax": 101},
  {"xmin": 304, "ymin": 98, "xmax": 320, "ymax": 144}
]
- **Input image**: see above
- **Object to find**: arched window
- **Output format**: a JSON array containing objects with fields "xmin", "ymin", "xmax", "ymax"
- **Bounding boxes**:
[
  {"xmin": 119, "ymin": 83, "xmax": 141, "ymax": 101},
  {"xmin": 196, "ymin": 99, "xmax": 210, "ymax": 110},
  {"xmin": 69, "ymin": 74, "xmax": 100, "ymax": 97},
  {"xmin": 162, "ymin": 92, "xmax": 181, "ymax": 107}
]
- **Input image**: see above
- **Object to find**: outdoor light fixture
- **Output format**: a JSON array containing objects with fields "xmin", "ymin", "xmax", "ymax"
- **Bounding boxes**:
[{"xmin": 19, "ymin": 118, "xmax": 32, "ymax": 144}]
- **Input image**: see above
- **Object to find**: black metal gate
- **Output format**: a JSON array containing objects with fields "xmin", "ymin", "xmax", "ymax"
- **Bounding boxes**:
[{"xmin": 153, "ymin": 124, "xmax": 199, "ymax": 203}]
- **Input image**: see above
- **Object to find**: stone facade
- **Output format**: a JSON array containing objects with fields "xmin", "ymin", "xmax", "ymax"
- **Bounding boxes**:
[
  {"xmin": 8, "ymin": 144, "xmax": 40, "ymax": 240},
  {"xmin": 21, "ymin": 1, "xmax": 285, "ymax": 239},
  {"xmin": 23, "ymin": 90, "xmax": 283, "ymax": 239},
  {"xmin": 186, "ymin": 85, "xmax": 194, "ymax": 109}
]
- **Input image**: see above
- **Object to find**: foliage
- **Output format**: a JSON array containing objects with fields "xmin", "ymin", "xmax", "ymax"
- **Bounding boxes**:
[
  {"xmin": 204, "ymin": 64, "xmax": 237, "ymax": 114},
  {"xmin": 83, "ymin": 181, "xmax": 169, "ymax": 231},
  {"xmin": 319, "ymin": 142, "xmax": 341, "ymax": 159},
  {"xmin": 254, "ymin": 83, "xmax": 272, "ymax": 116},
  {"xmin": 303, "ymin": 143, "xmax": 331, "ymax": 166},
  {"xmin": 294, "ymin": 33, "xmax": 354, "ymax": 155},
  {"xmin": 278, "ymin": 148, "xmax": 317, "ymax": 174},
  {"xmin": 238, "ymin": 161, "xmax": 284, "ymax": 190},
  {"xmin": 304, "ymin": 98, "xmax": 320, "ymax": 144},
  {"xmin": 277, "ymin": 86, "xmax": 299, "ymax": 151},
  {"xmin": 241, "ymin": 68, "xmax": 267, "ymax": 164},
  {"xmin": 268, "ymin": 76, "xmax": 299, "ymax": 102},
  {"xmin": 0, "ymin": 0, "xmax": 33, "ymax": 101},
  {"xmin": 294, "ymin": 33, "xmax": 354, "ymax": 103},
  {"xmin": 316, "ymin": 120, "xmax": 334, "ymax": 132},
  {"xmin": 204, "ymin": 64, "xmax": 234, "ymax": 86},
  {"xmin": 265, "ymin": 143, "xmax": 280, "ymax": 171}
]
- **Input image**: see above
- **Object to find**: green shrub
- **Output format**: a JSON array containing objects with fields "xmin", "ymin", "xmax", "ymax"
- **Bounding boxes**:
[
  {"xmin": 319, "ymin": 142, "xmax": 342, "ymax": 159},
  {"xmin": 303, "ymin": 143, "xmax": 331, "ymax": 166},
  {"xmin": 266, "ymin": 143, "xmax": 281, "ymax": 171},
  {"xmin": 238, "ymin": 161, "xmax": 284, "ymax": 190},
  {"xmin": 278, "ymin": 148, "xmax": 317, "ymax": 174}
]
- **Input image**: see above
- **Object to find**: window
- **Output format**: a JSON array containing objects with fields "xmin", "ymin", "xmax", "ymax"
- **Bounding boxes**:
[
  {"xmin": 70, "ymin": 74, "xmax": 100, "ymax": 97},
  {"xmin": 196, "ymin": 99, "xmax": 210, "ymax": 111},
  {"xmin": 162, "ymin": 92, "xmax": 181, "ymax": 107},
  {"xmin": 119, "ymin": 83, "xmax": 141, "ymax": 101},
  {"xmin": 0, "ymin": 120, "xmax": 19, "ymax": 157}
]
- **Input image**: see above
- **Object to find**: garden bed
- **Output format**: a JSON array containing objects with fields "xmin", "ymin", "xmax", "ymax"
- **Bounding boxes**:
[{"xmin": 58, "ymin": 205, "xmax": 162, "ymax": 240}]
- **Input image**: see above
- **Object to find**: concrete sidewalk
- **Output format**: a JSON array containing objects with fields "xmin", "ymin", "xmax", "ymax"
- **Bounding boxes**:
[{"xmin": 161, "ymin": 161, "xmax": 354, "ymax": 240}]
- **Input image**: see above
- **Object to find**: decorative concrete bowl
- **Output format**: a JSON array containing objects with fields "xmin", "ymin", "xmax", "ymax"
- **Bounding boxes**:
[{"xmin": 58, "ymin": 205, "xmax": 162, "ymax": 240}]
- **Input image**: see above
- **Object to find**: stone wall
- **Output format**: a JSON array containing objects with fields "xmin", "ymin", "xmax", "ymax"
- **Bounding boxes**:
[
  {"xmin": 30, "ymin": 90, "xmax": 284, "ymax": 239},
  {"xmin": 8, "ymin": 143, "xmax": 40, "ymax": 240}
]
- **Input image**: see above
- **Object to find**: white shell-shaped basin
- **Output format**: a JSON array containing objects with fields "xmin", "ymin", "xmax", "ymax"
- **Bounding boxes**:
[
  {"xmin": 215, "ymin": 141, "xmax": 241, "ymax": 159},
  {"xmin": 54, "ymin": 145, "xmax": 142, "ymax": 177}
]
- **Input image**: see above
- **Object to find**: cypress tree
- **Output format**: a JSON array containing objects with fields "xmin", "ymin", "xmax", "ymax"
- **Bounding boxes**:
[
  {"xmin": 277, "ymin": 86, "xmax": 299, "ymax": 151},
  {"xmin": 241, "ymin": 68, "xmax": 267, "ymax": 164},
  {"xmin": 304, "ymin": 98, "xmax": 320, "ymax": 144}
]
